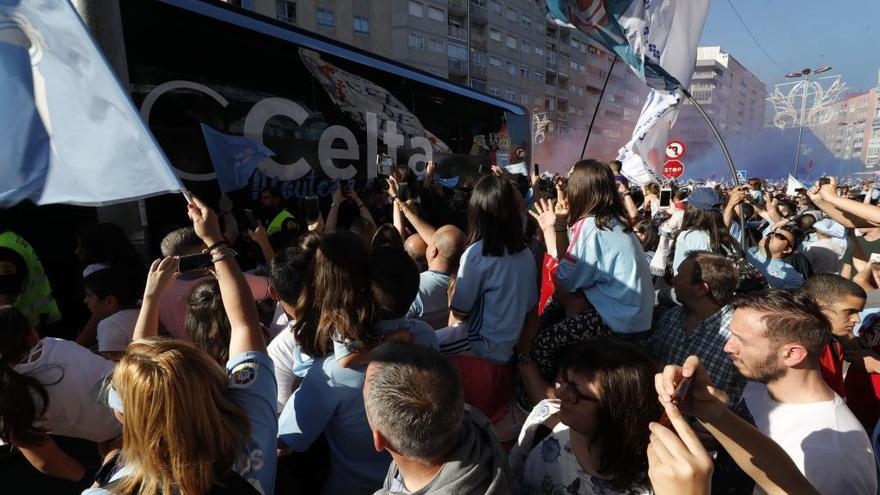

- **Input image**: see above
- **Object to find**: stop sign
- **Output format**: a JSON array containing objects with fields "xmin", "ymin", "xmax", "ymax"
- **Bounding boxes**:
[{"xmin": 663, "ymin": 160, "xmax": 684, "ymax": 179}]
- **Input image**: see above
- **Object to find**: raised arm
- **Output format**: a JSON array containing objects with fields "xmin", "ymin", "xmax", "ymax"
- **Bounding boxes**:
[
  {"xmin": 132, "ymin": 256, "xmax": 179, "ymax": 342},
  {"xmin": 188, "ymin": 196, "xmax": 265, "ymax": 355},
  {"xmin": 398, "ymin": 200, "xmax": 436, "ymax": 243},
  {"xmin": 657, "ymin": 356, "xmax": 820, "ymax": 495},
  {"xmin": 817, "ymin": 178, "xmax": 880, "ymax": 226}
]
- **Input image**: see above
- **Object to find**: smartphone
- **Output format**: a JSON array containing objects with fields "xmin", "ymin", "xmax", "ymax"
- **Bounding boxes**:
[
  {"xmin": 340, "ymin": 179, "xmax": 351, "ymax": 196},
  {"xmin": 303, "ymin": 196, "xmax": 320, "ymax": 222},
  {"xmin": 658, "ymin": 375, "xmax": 693, "ymax": 427},
  {"xmin": 534, "ymin": 163, "xmax": 540, "ymax": 175},
  {"xmin": 378, "ymin": 154, "xmax": 393, "ymax": 175},
  {"xmin": 397, "ymin": 182, "xmax": 411, "ymax": 202},
  {"xmin": 659, "ymin": 188, "xmax": 672, "ymax": 207},
  {"xmin": 819, "ymin": 177, "xmax": 831, "ymax": 186},
  {"xmin": 243, "ymin": 208, "xmax": 259, "ymax": 230},
  {"xmin": 178, "ymin": 252, "xmax": 213, "ymax": 272}
]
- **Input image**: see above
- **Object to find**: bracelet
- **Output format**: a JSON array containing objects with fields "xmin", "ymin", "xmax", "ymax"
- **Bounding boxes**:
[
  {"xmin": 207, "ymin": 240, "xmax": 227, "ymax": 252},
  {"xmin": 211, "ymin": 247, "xmax": 237, "ymax": 264},
  {"xmin": 330, "ymin": 202, "xmax": 339, "ymax": 209}
]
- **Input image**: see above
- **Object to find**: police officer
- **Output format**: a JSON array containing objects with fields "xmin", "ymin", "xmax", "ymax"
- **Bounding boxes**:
[
  {"xmin": 0, "ymin": 231, "xmax": 61, "ymax": 329},
  {"xmin": 260, "ymin": 186, "xmax": 299, "ymax": 236}
]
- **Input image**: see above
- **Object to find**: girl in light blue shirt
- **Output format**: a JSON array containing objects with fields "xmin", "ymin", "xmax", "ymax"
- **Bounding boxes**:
[{"xmin": 528, "ymin": 160, "xmax": 653, "ymax": 385}]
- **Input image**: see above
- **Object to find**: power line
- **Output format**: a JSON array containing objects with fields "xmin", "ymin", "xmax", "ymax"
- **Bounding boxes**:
[{"xmin": 725, "ymin": 0, "xmax": 787, "ymax": 73}]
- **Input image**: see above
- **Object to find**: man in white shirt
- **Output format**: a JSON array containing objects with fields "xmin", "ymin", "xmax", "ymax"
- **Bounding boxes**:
[
  {"xmin": 802, "ymin": 218, "xmax": 847, "ymax": 274},
  {"xmin": 724, "ymin": 290, "xmax": 876, "ymax": 495}
]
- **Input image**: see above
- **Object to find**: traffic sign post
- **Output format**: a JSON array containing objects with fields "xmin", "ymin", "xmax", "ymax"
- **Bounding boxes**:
[
  {"xmin": 663, "ymin": 160, "xmax": 684, "ymax": 179},
  {"xmin": 666, "ymin": 140, "xmax": 687, "ymax": 160}
]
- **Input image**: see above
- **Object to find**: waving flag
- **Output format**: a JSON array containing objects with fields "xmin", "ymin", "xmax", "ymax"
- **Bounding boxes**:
[
  {"xmin": 546, "ymin": 0, "xmax": 710, "ymax": 185},
  {"xmin": 0, "ymin": 1, "xmax": 181, "ymax": 207},
  {"xmin": 201, "ymin": 124, "xmax": 275, "ymax": 193}
]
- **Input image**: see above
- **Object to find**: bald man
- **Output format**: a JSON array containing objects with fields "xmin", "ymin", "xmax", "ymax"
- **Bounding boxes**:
[
  {"xmin": 404, "ymin": 233, "xmax": 429, "ymax": 272},
  {"xmin": 407, "ymin": 225, "xmax": 466, "ymax": 329}
]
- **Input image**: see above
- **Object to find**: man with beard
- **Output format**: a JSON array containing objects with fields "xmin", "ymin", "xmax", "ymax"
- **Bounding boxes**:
[{"xmin": 725, "ymin": 290, "xmax": 876, "ymax": 495}]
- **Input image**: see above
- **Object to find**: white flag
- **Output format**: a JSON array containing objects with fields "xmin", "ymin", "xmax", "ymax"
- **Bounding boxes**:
[{"xmin": 786, "ymin": 174, "xmax": 806, "ymax": 197}]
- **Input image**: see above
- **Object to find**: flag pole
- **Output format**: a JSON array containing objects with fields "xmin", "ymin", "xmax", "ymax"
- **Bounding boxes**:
[
  {"xmin": 580, "ymin": 56, "xmax": 618, "ymax": 159},
  {"xmin": 680, "ymin": 87, "xmax": 748, "ymax": 249}
]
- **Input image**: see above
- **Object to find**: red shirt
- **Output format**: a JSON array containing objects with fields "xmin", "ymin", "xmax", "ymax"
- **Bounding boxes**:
[{"xmin": 819, "ymin": 339, "xmax": 846, "ymax": 398}]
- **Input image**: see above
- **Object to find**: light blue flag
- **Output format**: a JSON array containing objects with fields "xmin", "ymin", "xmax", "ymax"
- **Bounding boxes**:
[
  {"xmin": 201, "ymin": 124, "xmax": 275, "ymax": 193},
  {"xmin": 434, "ymin": 176, "xmax": 460, "ymax": 189},
  {"xmin": 0, "ymin": 1, "xmax": 181, "ymax": 207}
]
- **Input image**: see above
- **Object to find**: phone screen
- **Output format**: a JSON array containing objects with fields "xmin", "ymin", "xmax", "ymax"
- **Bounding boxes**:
[
  {"xmin": 397, "ymin": 183, "xmax": 410, "ymax": 202},
  {"xmin": 243, "ymin": 209, "xmax": 258, "ymax": 230},
  {"xmin": 659, "ymin": 188, "xmax": 672, "ymax": 207},
  {"xmin": 534, "ymin": 163, "xmax": 540, "ymax": 175},
  {"xmin": 178, "ymin": 252, "xmax": 213, "ymax": 272}
]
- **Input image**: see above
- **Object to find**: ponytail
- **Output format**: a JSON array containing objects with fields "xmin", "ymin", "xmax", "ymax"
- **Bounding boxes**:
[{"xmin": 0, "ymin": 306, "xmax": 49, "ymax": 445}]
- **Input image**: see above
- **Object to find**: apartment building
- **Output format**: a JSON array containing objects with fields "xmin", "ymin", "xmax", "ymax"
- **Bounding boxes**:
[
  {"xmin": 226, "ymin": 0, "xmax": 648, "ymax": 161},
  {"xmin": 672, "ymin": 46, "xmax": 766, "ymax": 155},
  {"xmin": 813, "ymin": 87, "xmax": 879, "ymax": 169}
]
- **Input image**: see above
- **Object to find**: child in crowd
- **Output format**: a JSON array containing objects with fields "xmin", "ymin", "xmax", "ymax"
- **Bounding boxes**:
[{"xmin": 82, "ymin": 267, "xmax": 140, "ymax": 361}]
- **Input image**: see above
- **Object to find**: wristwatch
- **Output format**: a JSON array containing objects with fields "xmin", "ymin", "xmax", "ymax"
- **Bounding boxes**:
[{"xmin": 516, "ymin": 351, "xmax": 533, "ymax": 366}]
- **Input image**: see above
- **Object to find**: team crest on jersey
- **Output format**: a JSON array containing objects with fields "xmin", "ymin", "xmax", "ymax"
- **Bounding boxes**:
[{"xmin": 230, "ymin": 361, "xmax": 258, "ymax": 388}]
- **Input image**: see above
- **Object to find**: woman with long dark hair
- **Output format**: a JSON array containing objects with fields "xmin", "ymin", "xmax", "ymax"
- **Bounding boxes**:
[
  {"xmin": 672, "ymin": 187, "xmax": 738, "ymax": 274},
  {"xmin": 525, "ymin": 160, "xmax": 653, "ymax": 403},
  {"xmin": 510, "ymin": 339, "xmax": 661, "ymax": 494},
  {"xmin": 441, "ymin": 174, "xmax": 538, "ymax": 365}
]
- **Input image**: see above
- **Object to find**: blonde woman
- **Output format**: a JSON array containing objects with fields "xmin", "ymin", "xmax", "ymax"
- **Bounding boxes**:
[{"xmin": 83, "ymin": 196, "xmax": 277, "ymax": 495}]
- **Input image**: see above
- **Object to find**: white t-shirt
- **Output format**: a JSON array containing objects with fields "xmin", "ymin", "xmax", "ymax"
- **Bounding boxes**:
[
  {"xmin": 14, "ymin": 338, "xmax": 121, "ymax": 443},
  {"xmin": 743, "ymin": 382, "xmax": 877, "ymax": 495},
  {"xmin": 96, "ymin": 308, "xmax": 140, "ymax": 353},
  {"xmin": 803, "ymin": 238, "xmax": 846, "ymax": 274},
  {"xmin": 267, "ymin": 324, "xmax": 312, "ymax": 414}
]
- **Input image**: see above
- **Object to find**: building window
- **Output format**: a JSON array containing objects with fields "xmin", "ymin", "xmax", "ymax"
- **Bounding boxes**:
[
  {"xmin": 521, "ymin": 93, "xmax": 530, "ymax": 105},
  {"xmin": 506, "ymin": 7, "xmax": 516, "ymax": 21},
  {"xmin": 447, "ymin": 43, "xmax": 467, "ymax": 60},
  {"xmin": 353, "ymin": 16, "xmax": 370, "ymax": 34},
  {"xmin": 520, "ymin": 68, "xmax": 529, "ymax": 80},
  {"xmin": 506, "ymin": 35, "xmax": 517, "ymax": 49},
  {"xmin": 408, "ymin": 1, "xmax": 423, "ymax": 17},
  {"xmin": 489, "ymin": 55, "xmax": 501, "ymax": 68},
  {"xmin": 316, "ymin": 8, "xmax": 335, "ymax": 27},
  {"xmin": 428, "ymin": 38, "xmax": 444, "ymax": 53},
  {"xmin": 408, "ymin": 33, "xmax": 425, "ymax": 50},
  {"xmin": 275, "ymin": 0, "xmax": 295, "ymax": 23},
  {"xmin": 489, "ymin": 28, "xmax": 501, "ymax": 42},
  {"xmin": 489, "ymin": 85, "xmax": 500, "ymax": 96},
  {"xmin": 535, "ymin": 72, "xmax": 544, "ymax": 83},
  {"xmin": 490, "ymin": 0, "xmax": 501, "ymax": 15},
  {"xmin": 507, "ymin": 62, "xmax": 516, "ymax": 76},
  {"xmin": 521, "ymin": 14, "xmax": 531, "ymax": 28},
  {"xmin": 505, "ymin": 89, "xmax": 516, "ymax": 101},
  {"xmin": 428, "ymin": 6, "xmax": 445, "ymax": 21},
  {"xmin": 521, "ymin": 40, "xmax": 531, "ymax": 56},
  {"xmin": 535, "ymin": 46, "xmax": 544, "ymax": 56}
]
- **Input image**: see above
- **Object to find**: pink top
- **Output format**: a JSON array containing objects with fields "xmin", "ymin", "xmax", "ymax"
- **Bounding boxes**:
[{"xmin": 158, "ymin": 273, "xmax": 270, "ymax": 341}]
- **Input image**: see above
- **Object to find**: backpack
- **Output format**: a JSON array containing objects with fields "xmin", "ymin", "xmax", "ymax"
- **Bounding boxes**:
[{"xmin": 720, "ymin": 244, "xmax": 768, "ymax": 294}]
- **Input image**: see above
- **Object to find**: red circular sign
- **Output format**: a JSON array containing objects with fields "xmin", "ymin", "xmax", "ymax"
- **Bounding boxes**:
[
  {"xmin": 663, "ymin": 160, "xmax": 684, "ymax": 179},
  {"xmin": 666, "ymin": 140, "xmax": 687, "ymax": 160}
]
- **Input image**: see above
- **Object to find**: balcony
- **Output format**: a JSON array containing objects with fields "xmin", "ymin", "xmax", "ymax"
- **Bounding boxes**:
[
  {"xmin": 544, "ymin": 83, "xmax": 557, "ymax": 95},
  {"xmin": 558, "ymin": 88, "xmax": 569, "ymax": 100},
  {"xmin": 447, "ymin": 24, "xmax": 466, "ymax": 41},
  {"xmin": 448, "ymin": 0, "xmax": 467, "ymax": 16},
  {"xmin": 470, "ymin": 1, "xmax": 487, "ymax": 24},
  {"xmin": 470, "ymin": 63, "xmax": 487, "ymax": 79},
  {"xmin": 448, "ymin": 58, "xmax": 467, "ymax": 76}
]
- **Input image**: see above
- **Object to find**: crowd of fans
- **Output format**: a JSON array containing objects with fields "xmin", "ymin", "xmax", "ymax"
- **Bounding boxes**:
[{"xmin": 2, "ymin": 158, "xmax": 880, "ymax": 494}]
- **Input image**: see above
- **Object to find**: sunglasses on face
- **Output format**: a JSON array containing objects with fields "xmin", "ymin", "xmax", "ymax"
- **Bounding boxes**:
[{"xmin": 771, "ymin": 231, "xmax": 792, "ymax": 245}]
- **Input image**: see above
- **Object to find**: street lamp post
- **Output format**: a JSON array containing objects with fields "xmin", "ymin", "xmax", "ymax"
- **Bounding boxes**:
[{"xmin": 786, "ymin": 66, "xmax": 832, "ymax": 178}]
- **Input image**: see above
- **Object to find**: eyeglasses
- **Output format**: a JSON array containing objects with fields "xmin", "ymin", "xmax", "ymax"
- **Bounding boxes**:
[
  {"xmin": 556, "ymin": 378, "xmax": 600, "ymax": 405},
  {"xmin": 771, "ymin": 232, "xmax": 792, "ymax": 245}
]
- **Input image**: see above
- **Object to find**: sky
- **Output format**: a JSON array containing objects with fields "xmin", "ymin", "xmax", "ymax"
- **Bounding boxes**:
[{"xmin": 699, "ymin": 0, "xmax": 880, "ymax": 93}]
